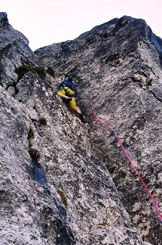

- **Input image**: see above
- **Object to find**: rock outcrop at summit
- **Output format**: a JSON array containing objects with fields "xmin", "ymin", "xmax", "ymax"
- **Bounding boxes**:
[
  {"xmin": 35, "ymin": 16, "xmax": 162, "ymax": 244},
  {"xmin": 1, "ymin": 13, "xmax": 162, "ymax": 245}
]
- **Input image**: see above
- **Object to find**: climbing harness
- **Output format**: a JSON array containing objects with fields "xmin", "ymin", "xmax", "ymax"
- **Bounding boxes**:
[{"xmin": 80, "ymin": 97, "xmax": 162, "ymax": 223}]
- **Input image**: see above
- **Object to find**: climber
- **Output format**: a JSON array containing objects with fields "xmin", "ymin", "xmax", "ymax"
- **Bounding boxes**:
[{"xmin": 57, "ymin": 75, "xmax": 86, "ymax": 123}]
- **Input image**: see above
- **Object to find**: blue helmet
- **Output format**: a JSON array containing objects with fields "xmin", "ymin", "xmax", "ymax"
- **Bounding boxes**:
[{"xmin": 64, "ymin": 76, "xmax": 75, "ymax": 90}]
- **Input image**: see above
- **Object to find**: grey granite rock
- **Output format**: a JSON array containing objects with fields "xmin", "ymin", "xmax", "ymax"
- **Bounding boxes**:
[{"xmin": 1, "ymin": 13, "xmax": 161, "ymax": 244}]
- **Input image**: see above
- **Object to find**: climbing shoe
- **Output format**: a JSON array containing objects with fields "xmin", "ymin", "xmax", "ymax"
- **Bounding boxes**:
[{"xmin": 80, "ymin": 114, "xmax": 87, "ymax": 123}]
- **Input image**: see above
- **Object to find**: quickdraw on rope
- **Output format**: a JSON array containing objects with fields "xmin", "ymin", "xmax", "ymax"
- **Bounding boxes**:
[
  {"xmin": 81, "ymin": 97, "xmax": 162, "ymax": 223},
  {"xmin": 152, "ymin": 193, "xmax": 162, "ymax": 198}
]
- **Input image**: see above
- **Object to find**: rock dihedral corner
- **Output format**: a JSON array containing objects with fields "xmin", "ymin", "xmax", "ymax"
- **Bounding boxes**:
[{"xmin": 1, "ymin": 13, "xmax": 162, "ymax": 244}]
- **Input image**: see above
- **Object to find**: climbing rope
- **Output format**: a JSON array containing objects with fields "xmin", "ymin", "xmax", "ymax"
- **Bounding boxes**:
[{"xmin": 81, "ymin": 97, "xmax": 162, "ymax": 223}]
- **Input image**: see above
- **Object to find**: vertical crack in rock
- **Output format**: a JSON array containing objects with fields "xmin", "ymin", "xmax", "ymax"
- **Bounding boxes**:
[{"xmin": 1, "ymin": 13, "xmax": 162, "ymax": 245}]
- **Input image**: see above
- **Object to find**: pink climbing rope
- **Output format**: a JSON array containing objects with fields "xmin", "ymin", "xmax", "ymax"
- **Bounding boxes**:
[{"xmin": 81, "ymin": 97, "xmax": 162, "ymax": 223}]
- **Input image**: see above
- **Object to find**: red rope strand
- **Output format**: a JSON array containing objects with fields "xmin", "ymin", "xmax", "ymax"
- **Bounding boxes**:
[{"xmin": 81, "ymin": 97, "xmax": 162, "ymax": 222}]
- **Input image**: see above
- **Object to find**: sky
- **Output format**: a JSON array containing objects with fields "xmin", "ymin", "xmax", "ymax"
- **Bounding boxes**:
[{"xmin": 1, "ymin": 0, "xmax": 162, "ymax": 51}]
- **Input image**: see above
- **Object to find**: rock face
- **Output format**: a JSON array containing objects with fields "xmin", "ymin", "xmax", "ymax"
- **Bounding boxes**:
[{"xmin": 1, "ymin": 13, "xmax": 162, "ymax": 245}]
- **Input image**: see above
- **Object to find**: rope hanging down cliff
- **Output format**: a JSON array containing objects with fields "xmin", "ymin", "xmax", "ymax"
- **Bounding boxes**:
[{"xmin": 80, "ymin": 97, "xmax": 162, "ymax": 223}]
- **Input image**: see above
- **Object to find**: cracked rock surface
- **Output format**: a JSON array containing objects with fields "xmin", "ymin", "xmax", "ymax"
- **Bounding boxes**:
[{"xmin": 1, "ymin": 13, "xmax": 162, "ymax": 244}]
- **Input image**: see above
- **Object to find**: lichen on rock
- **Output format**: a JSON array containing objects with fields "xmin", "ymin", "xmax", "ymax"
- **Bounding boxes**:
[{"xmin": 1, "ymin": 12, "xmax": 162, "ymax": 245}]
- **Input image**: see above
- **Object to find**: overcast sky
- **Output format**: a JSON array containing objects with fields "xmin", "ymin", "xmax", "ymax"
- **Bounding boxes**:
[{"xmin": 1, "ymin": 0, "xmax": 162, "ymax": 51}]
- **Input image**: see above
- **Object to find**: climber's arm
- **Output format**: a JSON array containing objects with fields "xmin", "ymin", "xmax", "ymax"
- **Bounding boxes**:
[{"xmin": 57, "ymin": 90, "xmax": 72, "ymax": 101}]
